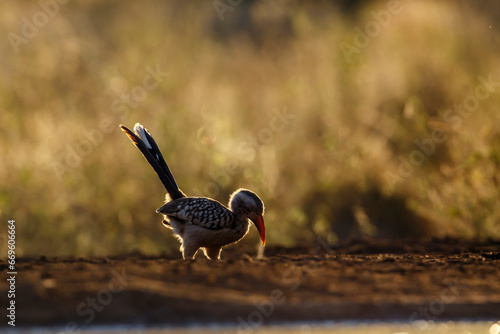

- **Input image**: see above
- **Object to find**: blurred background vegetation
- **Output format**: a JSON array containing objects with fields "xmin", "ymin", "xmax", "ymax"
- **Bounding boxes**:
[{"xmin": 1, "ymin": 0, "xmax": 500, "ymax": 257}]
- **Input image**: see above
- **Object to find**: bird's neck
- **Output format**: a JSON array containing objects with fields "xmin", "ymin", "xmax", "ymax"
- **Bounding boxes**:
[
  {"xmin": 231, "ymin": 207, "xmax": 251, "ymax": 224},
  {"xmin": 233, "ymin": 215, "xmax": 251, "ymax": 236},
  {"xmin": 229, "ymin": 200, "xmax": 247, "ymax": 216},
  {"xmin": 229, "ymin": 201, "xmax": 252, "ymax": 231}
]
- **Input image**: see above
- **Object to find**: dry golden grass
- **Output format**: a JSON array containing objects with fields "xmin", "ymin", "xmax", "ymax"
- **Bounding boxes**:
[{"xmin": 1, "ymin": 1, "xmax": 500, "ymax": 256}]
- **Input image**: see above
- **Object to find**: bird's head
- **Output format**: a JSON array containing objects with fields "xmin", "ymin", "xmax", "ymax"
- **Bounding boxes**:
[{"xmin": 229, "ymin": 188, "xmax": 266, "ymax": 245}]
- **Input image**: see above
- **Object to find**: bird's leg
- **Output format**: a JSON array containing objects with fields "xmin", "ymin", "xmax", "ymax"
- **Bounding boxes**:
[
  {"xmin": 181, "ymin": 243, "xmax": 199, "ymax": 260},
  {"xmin": 203, "ymin": 247, "xmax": 222, "ymax": 260}
]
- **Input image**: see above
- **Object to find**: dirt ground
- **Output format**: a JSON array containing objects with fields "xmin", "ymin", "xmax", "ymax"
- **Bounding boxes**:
[{"xmin": 1, "ymin": 238, "xmax": 500, "ymax": 330}]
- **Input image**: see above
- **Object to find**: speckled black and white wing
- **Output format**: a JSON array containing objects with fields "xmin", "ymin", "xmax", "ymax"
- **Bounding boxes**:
[{"xmin": 156, "ymin": 197, "xmax": 236, "ymax": 230}]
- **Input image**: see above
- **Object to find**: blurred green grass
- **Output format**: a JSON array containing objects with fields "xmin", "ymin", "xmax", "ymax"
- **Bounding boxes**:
[{"xmin": 1, "ymin": 0, "xmax": 500, "ymax": 256}]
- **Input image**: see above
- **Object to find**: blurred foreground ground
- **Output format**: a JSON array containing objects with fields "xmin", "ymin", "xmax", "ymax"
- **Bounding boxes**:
[{"xmin": 1, "ymin": 238, "xmax": 499, "ymax": 329}]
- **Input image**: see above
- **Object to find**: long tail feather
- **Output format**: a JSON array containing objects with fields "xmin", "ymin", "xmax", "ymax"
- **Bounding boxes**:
[
  {"xmin": 120, "ymin": 124, "xmax": 185, "ymax": 200},
  {"xmin": 132, "ymin": 124, "xmax": 183, "ymax": 193}
]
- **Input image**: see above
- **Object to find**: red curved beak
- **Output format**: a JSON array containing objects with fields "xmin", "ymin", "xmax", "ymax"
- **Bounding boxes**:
[{"xmin": 251, "ymin": 215, "xmax": 266, "ymax": 246}]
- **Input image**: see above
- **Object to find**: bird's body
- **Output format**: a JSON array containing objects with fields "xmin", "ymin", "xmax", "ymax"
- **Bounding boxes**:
[
  {"xmin": 120, "ymin": 123, "xmax": 265, "ymax": 260},
  {"xmin": 159, "ymin": 196, "xmax": 252, "ymax": 259}
]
